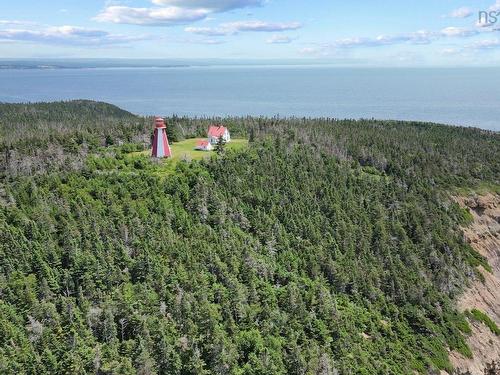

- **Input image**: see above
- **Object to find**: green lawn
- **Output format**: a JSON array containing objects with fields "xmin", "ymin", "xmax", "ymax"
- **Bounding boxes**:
[
  {"xmin": 170, "ymin": 138, "xmax": 248, "ymax": 161},
  {"xmin": 132, "ymin": 138, "xmax": 248, "ymax": 162}
]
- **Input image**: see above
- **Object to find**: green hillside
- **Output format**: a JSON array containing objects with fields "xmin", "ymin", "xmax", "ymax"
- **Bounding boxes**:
[{"xmin": 0, "ymin": 101, "xmax": 499, "ymax": 374}]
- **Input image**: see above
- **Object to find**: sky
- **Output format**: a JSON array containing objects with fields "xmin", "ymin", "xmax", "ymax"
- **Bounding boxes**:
[{"xmin": 1, "ymin": 0, "xmax": 500, "ymax": 66}]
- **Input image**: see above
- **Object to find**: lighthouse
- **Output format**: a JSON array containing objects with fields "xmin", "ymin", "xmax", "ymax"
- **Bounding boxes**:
[{"xmin": 151, "ymin": 117, "xmax": 172, "ymax": 158}]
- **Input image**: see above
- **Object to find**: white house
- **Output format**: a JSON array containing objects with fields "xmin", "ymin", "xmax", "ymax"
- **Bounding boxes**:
[
  {"xmin": 194, "ymin": 139, "xmax": 213, "ymax": 151},
  {"xmin": 207, "ymin": 125, "xmax": 231, "ymax": 145}
]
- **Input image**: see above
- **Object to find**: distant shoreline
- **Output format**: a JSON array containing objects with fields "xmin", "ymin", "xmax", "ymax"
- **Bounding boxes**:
[
  {"xmin": 1, "ymin": 59, "xmax": 499, "ymax": 70},
  {"xmin": 0, "ymin": 64, "xmax": 191, "ymax": 70}
]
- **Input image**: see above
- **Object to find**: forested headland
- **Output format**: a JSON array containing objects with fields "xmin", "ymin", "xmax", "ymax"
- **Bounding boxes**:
[{"xmin": 0, "ymin": 100, "xmax": 499, "ymax": 374}]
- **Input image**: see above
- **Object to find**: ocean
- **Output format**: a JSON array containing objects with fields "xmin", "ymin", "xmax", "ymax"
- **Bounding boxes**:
[{"xmin": 0, "ymin": 63, "xmax": 499, "ymax": 131}]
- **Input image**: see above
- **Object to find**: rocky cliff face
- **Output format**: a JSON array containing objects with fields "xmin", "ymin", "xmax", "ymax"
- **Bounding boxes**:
[{"xmin": 450, "ymin": 194, "xmax": 500, "ymax": 375}]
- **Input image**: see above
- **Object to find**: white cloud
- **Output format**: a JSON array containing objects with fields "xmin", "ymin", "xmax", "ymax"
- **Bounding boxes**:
[
  {"xmin": 185, "ymin": 20, "xmax": 301, "ymax": 36},
  {"xmin": 151, "ymin": 0, "xmax": 263, "ymax": 11},
  {"xmin": 449, "ymin": 7, "xmax": 473, "ymax": 18},
  {"xmin": 200, "ymin": 39, "xmax": 225, "ymax": 44},
  {"xmin": 489, "ymin": 0, "xmax": 500, "ymax": 11},
  {"xmin": 0, "ymin": 25, "xmax": 147, "ymax": 46},
  {"xmin": 266, "ymin": 34, "xmax": 293, "ymax": 44},
  {"xmin": 48, "ymin": 26, "xmax": 108, "ymax": 38},
  {"xmin": 440, "ymin": 27, "xmax": 478, "ymax": 37},
  {"xmin": 468, "ymin": 38, "xmax": 500, "ymax": 49},
  {"xmin": 223, "ymin": 20, "xmax": 301, "ymax": 32},
  {"xmin": 94, "ymin": 6, "xmax": 209, "ymax": 25},
  {"xmin": 299, "ymin": 26, "xmax": 489, "ymax": 56},
  {"xmin": 96, "ymin": 0, "xmax": 265, "ymax": 26},
  {"xmin": 185, "ymin": 26, "xmax": 233, "ymax": 36},
  {"xmin": 332, "ymin": 31, "xmax": 436, "ymax": 48},
  {"xmin": 0, "ymin": 20, "xmax": 38, "ymax": 27},
  {"xmin": 189, "ymin": 38, "xmax": 226, "ymax": 44}
]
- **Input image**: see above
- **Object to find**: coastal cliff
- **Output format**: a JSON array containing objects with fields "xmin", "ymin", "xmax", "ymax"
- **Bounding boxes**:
[{"xmin": 450, "ymin": 194, "xmax": 500, "ymax": 374}]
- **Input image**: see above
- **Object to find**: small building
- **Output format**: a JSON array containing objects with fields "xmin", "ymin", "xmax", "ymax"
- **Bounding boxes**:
[
  {"xmin": 208, "ymin": 125, "xmax": 230, "ymax": 145},
  {"xmin": 194, "ymin": 139, "xmax": 213, "ymax": 151}
]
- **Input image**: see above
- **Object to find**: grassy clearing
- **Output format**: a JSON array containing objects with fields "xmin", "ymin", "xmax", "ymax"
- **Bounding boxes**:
[
  {"xmin": 171, "ymin": 138, "xmax": 248, "ymax": 162},
  {"xmin": 125, "ymin": 138, "xmax": 249, "ymax": 177},
  {"xmin": 132, "ymin": 138, "xmax": 248, "ymax": 162}
]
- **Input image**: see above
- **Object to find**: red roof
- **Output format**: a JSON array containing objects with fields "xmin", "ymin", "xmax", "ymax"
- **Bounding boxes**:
[
  {"xmin": 196, "ymin": 140, "xmax": 209, "ymax": 147},
  {"xmin": 155, "ymin": 117, "xmax": 166, "ymax": 129},
  {"xmin": 208, "ymin": 125, "xmax": 227, "ymax": 138}
]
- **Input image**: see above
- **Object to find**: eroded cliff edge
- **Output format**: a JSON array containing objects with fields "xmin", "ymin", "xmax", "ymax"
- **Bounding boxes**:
[{"xmin": 450, "ymin": 193, "xmax": 500, "ymax": 374}]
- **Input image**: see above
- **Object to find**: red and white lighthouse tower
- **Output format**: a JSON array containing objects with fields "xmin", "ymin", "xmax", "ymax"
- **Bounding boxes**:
[{"xmin": 151, "ymin": 117, "xmax": 172, "ymax": 158}]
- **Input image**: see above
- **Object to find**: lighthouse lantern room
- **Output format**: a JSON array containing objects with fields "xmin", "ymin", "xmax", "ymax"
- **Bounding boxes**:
[{"xmin": 151, "ymin": 117, "xmax": 172, "ymax": 158}]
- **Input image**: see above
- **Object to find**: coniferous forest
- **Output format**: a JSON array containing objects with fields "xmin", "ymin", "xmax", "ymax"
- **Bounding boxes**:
[{"xmin": 0, "ymin": 100, "xmax": 499, "ymax": 374}]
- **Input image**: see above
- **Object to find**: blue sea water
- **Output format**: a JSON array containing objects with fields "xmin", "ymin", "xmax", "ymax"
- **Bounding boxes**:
[{"xmin": 0, "ymin": 64, "xmax": 499, "ymax": 130}]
